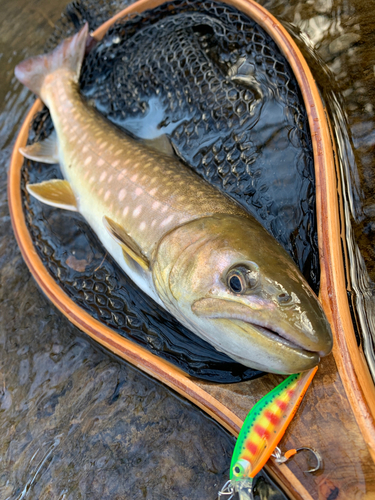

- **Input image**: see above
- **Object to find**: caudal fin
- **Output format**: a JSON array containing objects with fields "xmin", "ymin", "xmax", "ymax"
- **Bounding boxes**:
[{"xmin": 14, "ymin": 23, "xmax": 89, "ymax": 98}]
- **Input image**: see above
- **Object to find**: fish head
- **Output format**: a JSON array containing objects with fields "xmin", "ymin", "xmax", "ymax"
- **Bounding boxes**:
[{"xmin": 153, "ymin": 214, "xmax": 333, "ymax": 374}]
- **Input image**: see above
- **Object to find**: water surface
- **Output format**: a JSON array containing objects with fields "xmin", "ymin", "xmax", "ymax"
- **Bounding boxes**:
[{"xmin": 1, "ymin": 0, "xmax": 375, "ymax": 498}]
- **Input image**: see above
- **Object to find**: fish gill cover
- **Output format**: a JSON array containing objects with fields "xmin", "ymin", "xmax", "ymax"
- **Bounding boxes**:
[{"xmin": 21, "ymin": 0, "xmax": 318, "ymax": 382}]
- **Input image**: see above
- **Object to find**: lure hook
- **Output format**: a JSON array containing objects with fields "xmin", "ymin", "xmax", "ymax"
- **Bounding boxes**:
[
  {"xmin": 272, "ymin": 446, "xmax": 322, "ymax": 473},
  {"xmin": 218, "ymin": 480, "xmax": 235, "ymax": 499}
]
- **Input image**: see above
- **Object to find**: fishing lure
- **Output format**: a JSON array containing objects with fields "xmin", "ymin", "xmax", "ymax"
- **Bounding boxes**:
[{"xmin": 219, "ymin": 366, "xmax": 318, "ymax": 500}]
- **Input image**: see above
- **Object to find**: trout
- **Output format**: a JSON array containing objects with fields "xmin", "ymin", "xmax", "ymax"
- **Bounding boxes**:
[{"xmin": 15, "ymin": 25, "xmax": 332, "ymax": 373}]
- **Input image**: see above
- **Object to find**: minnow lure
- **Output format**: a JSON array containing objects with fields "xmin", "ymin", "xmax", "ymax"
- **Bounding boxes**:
[{"xmin": 219, "ymin": 366, "xmax": 318, "ymax": 499}]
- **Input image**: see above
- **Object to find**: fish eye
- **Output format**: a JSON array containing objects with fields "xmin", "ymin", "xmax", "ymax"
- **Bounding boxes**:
[
  {"xmin": 227, "ymin": 269, "xmax": 246, "ymax": 293},
  {"xmin": 229, "ymin": 274, "xmax": 244, "ymax": 293},
  {"xmin": 226, "ymin": 264, "xmax": 259, "ymax": 294}
]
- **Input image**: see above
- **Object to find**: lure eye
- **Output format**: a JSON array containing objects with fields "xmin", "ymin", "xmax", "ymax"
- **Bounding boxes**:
[
  {"xmin": 232, "ymin": 459, "xmax": 251, "ymax": 478},
  {"xmin": 226, "ymin": 264, "xmax": 259, "ymax": 294}
]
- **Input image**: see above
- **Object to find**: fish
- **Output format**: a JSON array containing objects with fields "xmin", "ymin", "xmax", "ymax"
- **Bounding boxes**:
[{"xmin": 14, "ymin": 24, "xmax": 333, "ymax": 374}]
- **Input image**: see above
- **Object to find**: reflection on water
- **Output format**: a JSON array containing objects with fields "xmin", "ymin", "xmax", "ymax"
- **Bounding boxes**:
[
  {"xmin": 262, "ymin": 0, "xmax": 375, "ymax": 380},
  {"xmin": 2, "ymin": 0, "xmax": 375, "ymax": 497}
]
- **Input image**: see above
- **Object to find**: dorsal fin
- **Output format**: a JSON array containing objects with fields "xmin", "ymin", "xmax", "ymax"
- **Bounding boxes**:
[
  {"xmin": 103, "ymin": 216, "xmax": 150, "ymax": 271},
  {"xmin": 26, "ymin": 179, "xmax": 77, "ymax": 211},
  {"xmin": 20, "ymin": 131, "xmax": 58, "ymax": 164}
]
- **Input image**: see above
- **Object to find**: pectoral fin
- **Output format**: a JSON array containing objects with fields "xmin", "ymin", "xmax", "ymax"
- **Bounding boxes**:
[
  {"xmin": 26, "ymin": 179, "xmax": 78, "ymax": 211},
  {"xmin": 103, "ymin": 216, "xmax": 150, "ymax": 270},
  {"xmin": 20, "ymin": 131, "xmax": 58, "ymax": 164},
  {"xmin": 142, "ymin": 134, "xmax": 175, "ymax": 157}
]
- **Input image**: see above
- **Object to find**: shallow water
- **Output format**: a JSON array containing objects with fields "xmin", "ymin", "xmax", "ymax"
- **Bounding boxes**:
[{"xmin": 1, "ymin": 0, "xmax": 375, "ymax": 498}]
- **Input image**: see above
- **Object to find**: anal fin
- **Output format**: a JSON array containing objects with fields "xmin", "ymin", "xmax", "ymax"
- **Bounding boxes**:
[
  {"xmin": 27, "ymin": 179, "xmax": 77, "ymax": 211},
  {"xmin": 103, "ymin": 216, "xmax": 150, "ymax": 271},
  {"xmin": 20, "ymin": 131, "xmax": 58, "ymax": 164}
]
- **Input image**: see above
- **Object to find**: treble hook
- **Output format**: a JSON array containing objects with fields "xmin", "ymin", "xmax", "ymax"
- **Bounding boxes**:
[
  {"xmin": 218, "ymin": 480, "xmax": 235, "ymax": 499},
  {"xmin": 272, "ymin": 446, "xmax": 322, "ymax": 473}
]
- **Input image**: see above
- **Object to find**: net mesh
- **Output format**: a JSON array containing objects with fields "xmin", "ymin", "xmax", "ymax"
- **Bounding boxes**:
[{"xmin": 21, "ymin": 0, "xmax": 318, "ymax": 382}]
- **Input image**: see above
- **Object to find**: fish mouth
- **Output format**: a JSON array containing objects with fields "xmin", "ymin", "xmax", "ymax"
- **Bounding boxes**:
[
  {"xmin": 191, "ymin": 297, "xmax": 324, "ymax": 372},
  {"xmin": 243, "ymin": 321, "xmax": 311, "ymax": 353},
  {"xmin": 191, "ymin": 297, "xmax": 321, "ymax": 354},
  {"xmin": 216, "ymin": 318, "xmax": 321, "ymax": 373}
]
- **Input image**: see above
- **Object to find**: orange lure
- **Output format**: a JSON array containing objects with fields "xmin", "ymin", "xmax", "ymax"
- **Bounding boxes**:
[{"xmin": 218, "ymin": 368, "xmax": 318, "ymax": 498}]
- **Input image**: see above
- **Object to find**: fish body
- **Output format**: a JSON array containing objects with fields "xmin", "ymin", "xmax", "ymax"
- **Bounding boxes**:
[
  {"xmin": 15, "ymin": 25, "xmax": 333, "ymax": 373},
  {"xmin": 34, "ymin": 70, "xmax": 249, "ymax": 307}
]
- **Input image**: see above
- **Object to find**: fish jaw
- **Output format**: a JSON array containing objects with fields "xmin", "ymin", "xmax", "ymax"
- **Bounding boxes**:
[
  {"xmin": 191, "ymin": 296, "xmax": 332, "ymax": 358},
  {"xmin": 191, "ymin": 316, "xmax": 320, "ymax": 373},
  {"xmin": 153, "ymin": 214, "xmax": 333, "ymax": 373}
]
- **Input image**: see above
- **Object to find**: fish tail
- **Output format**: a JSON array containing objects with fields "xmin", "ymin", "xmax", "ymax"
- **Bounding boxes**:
[{"xmin": 14, "ymin": 23, "xmax": 89, "ymax": 100}]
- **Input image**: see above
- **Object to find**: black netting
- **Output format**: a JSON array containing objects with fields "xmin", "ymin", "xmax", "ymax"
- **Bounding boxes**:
[{"xmin": 21, "ymin": 0, "xmax": 318, "ymax": 382}]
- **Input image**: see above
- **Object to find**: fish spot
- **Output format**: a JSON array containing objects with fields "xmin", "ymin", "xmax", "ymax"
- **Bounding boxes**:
[
  {"xmin": 161, "ymin": 215, "xmax": 174, "ymax": 227},
  {"xmin": 131, "ymin": 174, "xmax": 138, "ymax": 182},
  {"xmin": 100, "ymin": 172, "xmax": 107, "ymax": 182},
  {"xmin": 108, "ymin": 175, "xmax": 113, "ymax": 183},
  {"xmin": 161, "ymin": 205, "xmax": 168, "ymax": 213},
  {"xmin": 84, "ymin": 171, "xmax": 89, "ymax": 180},
  {"xmin": 104, "ymin": 190, "xmax": 111, "ymax": 201},
  {"xmin": 149, "ymin": 188, "xmax": 157, "ymax": 196},
  {"xmin": 113, "ymin": 160, "xmax": 120, "ymax": 167},
  {"xmin": 133, "ymin": 206, "xmax": 142, "ymax": 217},
  {"xmin": 123, "ymin": 206, "xmax": 129, "ymax": 217},
  {"xmin": 152, "ymin": 201, "xmax": 160, "ymax": 210},
  {"xmin": 151, "ymin": 220, "xmax": 156, "ymax": 227},
  {"xmin": 135, "ymin": 187, "xmax": 143, "ymax": 196},
  {"xmin": 141, "ymin": 175, "xmax": 147, "ymax": 181},
  {"xmin": 119, "ymin": 189, "xmax": 126, "ymax": 201},
  {"xmin": 99, "ymin": 142, "xmax": 108, "ymax": 150},
  {"xmin": 98, "ymin": 187, "xmax": 104, "ymax": 196},
  {"xmin": 97, "ymin": 158, "xmax": 105, "ymax": 167},
  {"xmin": 115, "ymin": 149, "xmax": 123, "ymax": 156},
  {"xmin": 84, "ymin": 156, "xmax": 92, "ymax": 166},
  {"xmin": 140, "ymin": 222, "xmax": 146, "ymax": 231},
  {"xmin": 150, "ymin": 177, "xmax": 157, "ymax": 184},
  {"xmin": 89, "ymin": 175, "xmax": 95, "ymax": 184}
]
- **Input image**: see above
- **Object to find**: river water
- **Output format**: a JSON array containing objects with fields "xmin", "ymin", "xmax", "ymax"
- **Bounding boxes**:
[{"xmin": 1, "ymin": 0, "xmax": 374, "ymax": 498}]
